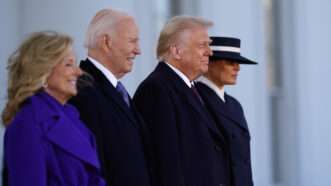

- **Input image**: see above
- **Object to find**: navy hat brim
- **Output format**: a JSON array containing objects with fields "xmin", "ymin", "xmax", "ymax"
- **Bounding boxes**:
[{"xmin": 210, "ymin": 51, "xmax": 257, "ymax": 65}]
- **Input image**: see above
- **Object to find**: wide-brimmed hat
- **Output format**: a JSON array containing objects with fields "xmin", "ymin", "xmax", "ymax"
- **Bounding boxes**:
[{"xmin": 209, "ymin": 36, "xmax": 257, "ymax": 64}]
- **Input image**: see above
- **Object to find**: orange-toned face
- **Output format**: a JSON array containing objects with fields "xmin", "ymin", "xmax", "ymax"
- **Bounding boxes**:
[
  {"xmin": 177, "ymin": 27, "xmax": 212, "ymax": 80},
  {"xmin": 45, "ymin": 47, "xmax": 83, "ymax": 104},
  {"xmin": 208, "ymin": 59, "xmax": 240, "ymax": 88}
]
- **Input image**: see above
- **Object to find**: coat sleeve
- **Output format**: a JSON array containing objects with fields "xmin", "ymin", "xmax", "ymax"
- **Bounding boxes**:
[
  {"xmin": 133, "ymin": 81, "xmax": 185, "ymax": 186},
  {"xmin": 5, "ymin": 113, "xmax": 47, "ymax": 186}
]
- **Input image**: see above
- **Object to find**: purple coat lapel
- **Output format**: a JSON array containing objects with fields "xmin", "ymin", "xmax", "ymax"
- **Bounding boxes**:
[{"xmin": 35, "ymin": 92, "xmax": 100, "ymax": 169}]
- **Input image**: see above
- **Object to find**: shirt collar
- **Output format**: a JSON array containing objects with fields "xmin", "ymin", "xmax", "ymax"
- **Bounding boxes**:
[
  {"xmin": 165, "ymin": 62, "xmax": 192, "ymax": 88},
  {"xmin": 198, "ymin": 76, "xmax": 226, "ymax": 102},
  {"xmin": 87, "ymin": 56, "xmax": 118, "ymax": 87}
]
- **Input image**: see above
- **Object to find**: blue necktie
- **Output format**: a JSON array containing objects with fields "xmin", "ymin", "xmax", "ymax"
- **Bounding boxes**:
[{"xmin": 116, "ymin": 81, "xmax": 130, "ymax": 107}]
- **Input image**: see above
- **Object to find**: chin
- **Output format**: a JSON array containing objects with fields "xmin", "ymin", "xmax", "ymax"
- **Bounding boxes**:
[
  {"xmin": 124, "ymin": 66, "xmax": 133, "ymax": 73},
  {"xmin": 201, "ymin": 67, "xmax": 208, "ymax": 74},
  {"xmin": 68, "ymin": 89, "xmax": 78, "ymax": 96}
]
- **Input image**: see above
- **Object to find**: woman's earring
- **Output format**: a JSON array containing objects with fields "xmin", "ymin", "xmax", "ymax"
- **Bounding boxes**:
[{"xmin": 42, "ymin": 81, "xmax": 48, "ymax": 89}]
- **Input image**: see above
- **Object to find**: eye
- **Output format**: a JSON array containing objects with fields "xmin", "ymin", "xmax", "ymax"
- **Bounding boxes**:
[
  {"xmin": 199, "ymin": 42, "xmax": 209, "ymax": 48},
  {"xmin": 129, "ymin": 38, "xmax": 139, "ymax": 44},
  {"xmin": 64, "ymin": 57, "xmax": 77, "ymax": 66},
  {"xmin": 64, "ymin": 60, "xmax": 75, "ymax": 67},
  {"xmin": 225, "ymin": 61, "xmax": 234, "ymax": 65}
]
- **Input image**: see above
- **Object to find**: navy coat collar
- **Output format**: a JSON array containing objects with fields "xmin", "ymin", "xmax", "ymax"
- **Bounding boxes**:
[
  {"xmin": 223, "ymin": 94, "xmax": 248, "ymax": 130},
  {"xmin": 32, "ymin": 91, "xmax": 100, "ymax": 169},
  {"xmin": 196, "ymin": 82, "xmax": 249, "ymax": 130},
  {"xmin": 79, "ymin": 59, "xmax": 141, "ymax": 129},
  {"xmin": 155, "ymin": 62, "xmax": 226, "ymax": 142}
]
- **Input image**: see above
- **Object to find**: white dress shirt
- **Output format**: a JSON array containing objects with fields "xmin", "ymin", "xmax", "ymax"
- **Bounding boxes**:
[
  {"xmin": 198, "ymin": 76, "xmax": 226, "ymax": 102},
  {"xmin": 165, "ymin": 62, "xmax": 192, "ymax": 88},
  {"xmin": 88, "ymin": 56, "xmax": 118, "ymax": 87}
]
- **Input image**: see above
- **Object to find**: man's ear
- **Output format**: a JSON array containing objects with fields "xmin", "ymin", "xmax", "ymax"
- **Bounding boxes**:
[
  {"xmin": 170, "ymin": 45, "xmax": 182, "ymax": 60},
  {"xmin": 101, "ymin": 34, "xmax": 112, "ymax": 53}
]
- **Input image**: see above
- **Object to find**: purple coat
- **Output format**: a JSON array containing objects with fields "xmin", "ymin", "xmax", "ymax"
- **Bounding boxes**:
[{"xmin": 4, "ymin": 91, "xmax": 106, "ymax": 186}]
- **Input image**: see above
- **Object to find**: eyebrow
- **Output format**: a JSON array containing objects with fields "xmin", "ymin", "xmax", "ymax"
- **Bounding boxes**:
[
  {"xmin": 129, "ymin": 37, "xmax": 139, "ymax": 41},
  {"xmin": 199, "ymin": 40, "xmax": 211, "ymax": 45}
]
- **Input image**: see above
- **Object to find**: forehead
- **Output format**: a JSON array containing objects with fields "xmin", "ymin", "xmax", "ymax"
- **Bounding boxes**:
[
  {"xmin": 56, "ymin": 46, "xmax": 75, "ymax": 63},
  {"xmin": 181, "ymin": 27, "xmax": 210, "ymax": 43},
  {"xmin": 116, "ymin": 18, "xmax": 139, "ymax": 36},
  {"xmin": 62, "ymin": 46, "xmax": 75, "ymax": 57}
]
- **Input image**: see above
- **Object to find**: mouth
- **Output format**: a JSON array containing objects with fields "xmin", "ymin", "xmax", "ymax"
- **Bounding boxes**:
[
  {"xmin": 127, "ymin": 56, "xmax": 136, "ymax": 62},
  {"xmin": 69, "ymin": 79, "xmax": 77, "ymax": 87},
  {"xmin": 201, "ymin": 60, "xmax": 209, "ymax": 65}
]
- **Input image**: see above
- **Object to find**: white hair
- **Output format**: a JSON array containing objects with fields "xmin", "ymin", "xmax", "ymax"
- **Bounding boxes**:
[{"xmin": 84, "ymin": 8, "xmax": 132, "ymax": 49}]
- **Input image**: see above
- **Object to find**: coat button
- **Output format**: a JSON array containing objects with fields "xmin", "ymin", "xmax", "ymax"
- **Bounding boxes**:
[
  {"xmin": 215, "ymin": 145, "xmax": 222, "ymax": 152},
  {"xmin": 149, "ymin": 167, "xmax": 154, "ymax": 174}
]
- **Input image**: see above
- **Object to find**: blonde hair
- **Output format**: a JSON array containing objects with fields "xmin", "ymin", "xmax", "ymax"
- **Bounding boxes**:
[
  {"xmin": 2, "ymin": 31, "xmax": 73, "ymax": 125},
  {"xmin": 84, "ymin": 8, "xmax": 132, "ymax": 49},
  {"xmin": 156, "ymin": 15, "xmax": 213, "ymax": 61}
]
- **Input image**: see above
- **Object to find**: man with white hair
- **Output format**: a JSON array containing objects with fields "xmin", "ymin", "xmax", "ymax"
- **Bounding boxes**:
[
  {"xmin": 70, "ymin": 8, "xmax": 152, "ymax": 186},
  {"xmin": 134, "ymin": 16, "xmax": 231, "ymax": 186}
]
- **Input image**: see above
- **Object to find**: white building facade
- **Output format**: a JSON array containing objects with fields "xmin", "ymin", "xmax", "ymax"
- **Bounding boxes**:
[{"xmin": 1, "ymin": 0, "xmax": 330, "ymax": 185}]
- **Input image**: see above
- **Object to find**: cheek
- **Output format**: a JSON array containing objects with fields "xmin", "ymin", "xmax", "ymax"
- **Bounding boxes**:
[
  {"xmin": 47, "ymin": 74, "xmax": 60, "ymax": 87},
  {"xmin": 219, "ymin": 73, "xmax": 225, "ymax": 81},
  {"xmin": 219, "ymin": 69, "xmax": 228, "ymax": 78},
  {"xmin": 198, "ymin": 49, "xmax": 206, "ymax": 57},
  {"xmin": 50, "ymin": 72, "xmax": 70, "ymax": 86},
  {"xmin": 47, "ymin": 78, "xmax": 63, "ymax": 92},
  {"xmin": 129, "ymin": 43, "xmax": 135, "ymax": 50},
  {"xmin": 112, "ymin": 46, "xmax": 123, "ymax": 57},
  {"xmin": 122, "ymin": 43, "xmax": 132, "ymax": 53},
  {"xmin": 223, "ymin": 70, "xmax": 231, "ymax": 77}
]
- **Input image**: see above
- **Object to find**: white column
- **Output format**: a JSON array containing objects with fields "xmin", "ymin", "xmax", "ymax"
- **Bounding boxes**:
[
  {"xmin": 276, "ymin": 0, "xmax": 301, "ymax": 185},
  {"xmin": 293, "ymin": 0, "xmax": 331, "ymax": 185}
]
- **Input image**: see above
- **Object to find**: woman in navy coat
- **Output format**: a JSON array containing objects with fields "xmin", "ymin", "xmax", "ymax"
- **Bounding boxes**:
[
  {"xmin": 2, "ymin": 31, "xmax": 106, "ymax": 186},
  {"xmin": 197, "ymin": 36, "xmax": 257, "ymax": 186}
]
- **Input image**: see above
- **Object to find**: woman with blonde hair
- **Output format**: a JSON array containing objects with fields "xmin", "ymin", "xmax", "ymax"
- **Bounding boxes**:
[{"xmin": 2, "ymin": 31, "xmax": 105, "ymax": 186}]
